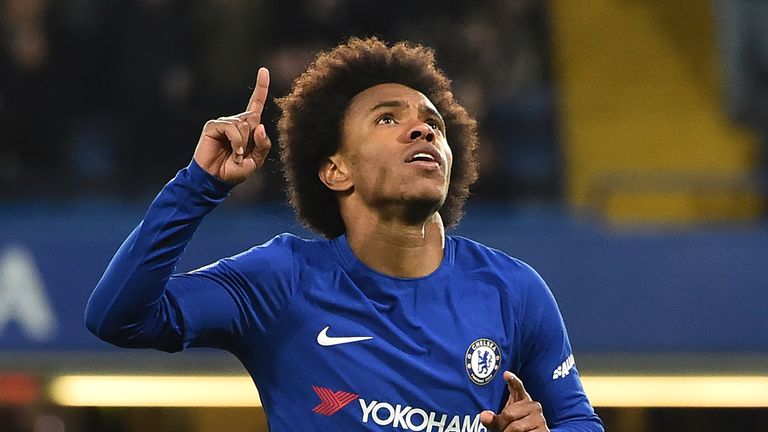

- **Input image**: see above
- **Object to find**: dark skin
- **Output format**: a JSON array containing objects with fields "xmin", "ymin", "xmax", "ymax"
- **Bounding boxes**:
[
  {"xmin": 318, "ymin": 83, "xmax": 451, "ymax": 278},
  {"xmin": 193, "ymin": 68, "xmax": 549, "ymax": 432},
  {"xmin": 480, "ymin": 372, "xmax": 549, "ymax": 432},
  {"xmin": 193, "ymin": 67, "xmax": 272, "ymax": 183}
]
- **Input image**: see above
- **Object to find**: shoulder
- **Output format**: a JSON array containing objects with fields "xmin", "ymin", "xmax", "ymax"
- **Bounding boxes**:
[
  {"xmin": 447, "ymin": 235, "xmax": 552, "ymax": 314},
  {"xmin": 448, "ymin": 235, "xmax": 544, "ymax": 286},
  {"xmin": 237, "ymin": 232, "xmax": 328, "ymax": 255},
  {"xmin": 223, "ymin": 233, "xmax": 333, "ymax": 274}
]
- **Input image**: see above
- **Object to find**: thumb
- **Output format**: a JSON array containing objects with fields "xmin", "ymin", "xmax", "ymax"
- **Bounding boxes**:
[{"xmin": 479, "ymin": 410, "xmax": 500, "ymax": 430}]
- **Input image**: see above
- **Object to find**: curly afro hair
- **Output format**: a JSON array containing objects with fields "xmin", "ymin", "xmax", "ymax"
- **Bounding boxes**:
[{"xmin": 277, "ymin": 37, "xmax": 479, "ymax": 238}]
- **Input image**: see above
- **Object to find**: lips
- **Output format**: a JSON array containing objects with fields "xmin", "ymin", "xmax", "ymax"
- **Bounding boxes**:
[{"xmin": 405, "ymin": 145, "xmax": 443, "ymax": 167}]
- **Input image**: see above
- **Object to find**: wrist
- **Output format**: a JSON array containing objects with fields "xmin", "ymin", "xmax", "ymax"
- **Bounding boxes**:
[{"xmin": 187, "ymin": 159, "xmax": 235, "ymax": 198}]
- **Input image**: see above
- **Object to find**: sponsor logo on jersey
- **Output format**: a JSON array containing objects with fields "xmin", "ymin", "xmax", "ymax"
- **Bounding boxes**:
[
  {"xmin": 552, "ymin": 354, "xmax": 575, "ymax": 380},
  {"xmin": 465, "ymin": 338, "xmax": 501, "ymax": 385},
  {"xmin": 316, "ymin": 325, "xmax": 373, "ymax": 346},
  {"xmin": 359, "ymin": 399, "xmax": 487, "ymax": 432},
  {"xmin": 311, "ymin": 386, "xmax": 488, "ymax": 431},
  {"xmin": 312, "ymin": 386, "xmax": 358, "ymax": 416}
]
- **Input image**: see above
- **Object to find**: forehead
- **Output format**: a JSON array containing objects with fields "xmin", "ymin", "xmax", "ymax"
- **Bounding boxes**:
[{"xmin": 346, "ymin": 83, "xmax": 440, "ymax": 116}]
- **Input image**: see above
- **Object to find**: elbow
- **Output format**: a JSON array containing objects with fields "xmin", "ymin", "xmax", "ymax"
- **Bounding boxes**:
[
  {"xmin": 84, "ymin": 297, "xmax": 117, "ymax": 342},
  {"xmin": 83, "ymin": 286, "xmax": 183, "ymax": 352},
  {"xmin": 84, "ymin": 302, "xmax": 105, "ymax": 340}
]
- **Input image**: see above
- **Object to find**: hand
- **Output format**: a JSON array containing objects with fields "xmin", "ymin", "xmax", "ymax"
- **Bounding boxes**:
[
  {"xmin": 479, "ymin": 371, "xmax": 549, "ymax": 432},
  {"xmin": 193, "ymin": 67, "xmax": 272, "ymax": 184}
]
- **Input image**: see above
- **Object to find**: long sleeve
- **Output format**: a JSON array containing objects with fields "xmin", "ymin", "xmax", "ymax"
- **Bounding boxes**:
[
  {"xmin": 84, "ymin": 160, "xmax": 233, "ymax": 352},
  {"xmin": 516, "ymin": 266, "xmax": 604, "ymax": 432}
]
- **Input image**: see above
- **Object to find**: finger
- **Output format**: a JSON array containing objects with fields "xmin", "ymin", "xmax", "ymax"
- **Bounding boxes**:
[
  {"xmin": 226, "ymin": 117, "xmax": 256, "ymax": 163},
  {"xmin": 246, "ymin": 67, "xmax": 270, "ymax": 118},
  {"xmin": 203, "ymin": 120, "xmax": 247, "ymax": 164},
  {"xmin": 498, "ymin": 400, "xmax": 543, "ymax": 424},
  {"xmin": 249, "ymin": 124, "xmax": 272, "ymax": 168},
  {"xmin": 502, "ymin": 405, "xmax": 546, "ymax": 432},
  {"xmin": 479, "ymin": 410, "xmax": 501, "ymax": 431},
  {"xmin": 236, "ymin": 110, "xmax": 263, "ymax": 133},
  {"xmin": 505, "ymin": 371, "xmax": 532, "ymax": 404},
  {"xmin": 218, "ymin": 116, "xmax": 251, "ymax": 147},
  {"xmin": 204, "ymin": 120, "xmax": 245, "ymax": 150}
]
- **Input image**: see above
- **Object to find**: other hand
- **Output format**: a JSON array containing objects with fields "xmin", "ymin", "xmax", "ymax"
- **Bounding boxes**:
[{"xmin": 479, "ymin": 371, "xmax": 549, "ymax": 432}]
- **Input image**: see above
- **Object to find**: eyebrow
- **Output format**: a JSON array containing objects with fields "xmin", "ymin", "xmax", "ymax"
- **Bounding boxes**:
[
  {"xmin": 369, "ymin": 100, "xmax": 407, "ymax": 112},
  {"xmin": 370, "ymin": 100, "xmax": 446, "ymax": 130}
]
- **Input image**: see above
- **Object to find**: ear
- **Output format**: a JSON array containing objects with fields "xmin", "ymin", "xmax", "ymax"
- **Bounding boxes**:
[{"xmin": 318, "ymin": 154, "xmax": 353, "ymax": 192}]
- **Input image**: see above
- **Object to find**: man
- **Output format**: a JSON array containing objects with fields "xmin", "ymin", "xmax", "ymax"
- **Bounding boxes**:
[{"xmin": 86, "ymin": 37, "xmax": 603, "ymax": 432}]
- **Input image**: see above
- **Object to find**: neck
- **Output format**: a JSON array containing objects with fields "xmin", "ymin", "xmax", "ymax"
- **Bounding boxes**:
[{"xmin": 343, "ymin": 209, "xmax": 446, "ymax": 278}]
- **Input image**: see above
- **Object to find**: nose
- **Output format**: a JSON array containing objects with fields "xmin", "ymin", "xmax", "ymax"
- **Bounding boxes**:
[{"xmin": 407, "ymin": 123, "xmax": 435, "ymax": 143}]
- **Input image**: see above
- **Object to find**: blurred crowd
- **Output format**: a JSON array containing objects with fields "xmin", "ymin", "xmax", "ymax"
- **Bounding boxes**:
[
  {"xmin": 714, "ymin": 0, "xmax": 768, "ymax": 185},
  {"xmin": 0, "ymin": 0, "xmax": 561, "ymax": 204}
]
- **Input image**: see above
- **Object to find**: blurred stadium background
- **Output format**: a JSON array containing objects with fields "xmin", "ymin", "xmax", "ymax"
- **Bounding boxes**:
[{"xmin": 1, "ymin": 0, "xmax": 767, "ymax": 431}]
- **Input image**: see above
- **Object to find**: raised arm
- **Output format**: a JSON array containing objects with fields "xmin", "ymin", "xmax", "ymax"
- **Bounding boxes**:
[{"xmin": 85, "ymin": 69, "xmax": 272, "ymax": 351}]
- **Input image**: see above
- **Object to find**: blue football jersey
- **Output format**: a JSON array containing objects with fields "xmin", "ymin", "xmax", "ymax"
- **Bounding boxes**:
[{"xmin": 86, "ymin": 161, "xmax": 603, "ymax": 431}]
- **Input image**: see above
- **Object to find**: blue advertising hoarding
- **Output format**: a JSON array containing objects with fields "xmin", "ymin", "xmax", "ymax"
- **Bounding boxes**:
[{"xmin": 1, "ymin": 203, "xmax": 767, "ymax": 364}]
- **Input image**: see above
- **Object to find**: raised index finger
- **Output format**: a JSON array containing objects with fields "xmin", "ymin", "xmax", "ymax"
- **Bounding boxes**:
[
  {"xmin": 246, "ymin": 67, "xmax": 270, "ymax": 118},
  {"xmin": 504, "ymin": 371, "xmax": 532, "ymax": 404}
]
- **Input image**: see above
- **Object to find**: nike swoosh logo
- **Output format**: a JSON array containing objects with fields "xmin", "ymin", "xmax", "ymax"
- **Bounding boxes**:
[{"xmin": 316, "ymin": 325, "xmax": 373, "ymax": 346}]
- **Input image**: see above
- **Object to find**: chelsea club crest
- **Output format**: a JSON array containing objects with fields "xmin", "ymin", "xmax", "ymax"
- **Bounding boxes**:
[{"xmin": 465, "ymin": 338, "xmax": 501, "ymax": 385}]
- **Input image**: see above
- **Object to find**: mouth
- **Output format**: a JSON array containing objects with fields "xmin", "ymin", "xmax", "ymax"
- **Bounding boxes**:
[{"xmin": 405, "ymin": 146, "xmax": 443, "ymax": 169}]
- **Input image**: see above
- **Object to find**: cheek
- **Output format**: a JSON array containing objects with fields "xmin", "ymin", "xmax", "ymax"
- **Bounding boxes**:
[
  {"xmin": 349, "ymin": 146, "xmax": 383, "ymax": 172},
  {"xmin": 444, "ymin": 144, "xmax": 454, "ymax": 175},
  {"xmin": 349, "ymin": 147, "xmax": 397, "ymax": 187}
]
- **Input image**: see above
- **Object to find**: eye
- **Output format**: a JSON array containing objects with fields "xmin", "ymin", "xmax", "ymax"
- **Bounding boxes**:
[
  {"xmin": 376, "ymin": 114, "xmax": 397, "ymax": 125},
  {"xmin": 426, "ymin": 119, "xmax": 443, "ymax": 132}
]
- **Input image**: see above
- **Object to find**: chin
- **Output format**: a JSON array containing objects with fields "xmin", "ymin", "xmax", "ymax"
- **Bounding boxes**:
[{"xmin": 400, "ymin": 192, "xmax": 446, "ymax": 224}]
